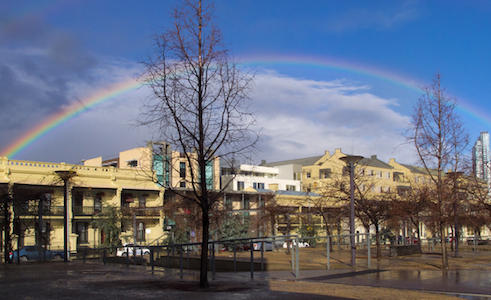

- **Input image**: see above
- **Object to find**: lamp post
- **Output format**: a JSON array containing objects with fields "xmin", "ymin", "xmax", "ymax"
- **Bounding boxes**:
[
  {"xmin": 340, "ymin": 155, "xmax": 363, "ymax": 267},
  {"xmin": 55, "ymin": 170, "xmax": 76, "ymax": 262}
]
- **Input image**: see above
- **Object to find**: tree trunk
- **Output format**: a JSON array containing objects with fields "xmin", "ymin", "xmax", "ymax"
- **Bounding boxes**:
[
  {"xmin": 199, "ymin": 206, "xmax": 210, "ymax": 289},
  {"xmin": 440, "ymin": 224, "xmax": 448, "ymax": 269}
]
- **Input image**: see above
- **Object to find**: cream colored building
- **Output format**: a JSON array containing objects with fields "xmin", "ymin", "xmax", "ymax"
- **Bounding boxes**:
[{"xmin": 0, "ymin": 142, "xmax": 221, "ymax": 253}]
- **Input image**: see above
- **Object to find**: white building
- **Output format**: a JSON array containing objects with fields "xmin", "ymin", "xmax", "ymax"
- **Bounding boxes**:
[
  {"xmin": 221, "ymin": 164, "xmax": 301, "ymax": 192},
  {"xmin": 473, "ymin": 131, "xmax": 490, "ymax": 187}
]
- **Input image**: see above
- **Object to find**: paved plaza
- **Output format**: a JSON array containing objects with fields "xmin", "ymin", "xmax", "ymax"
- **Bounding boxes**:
[{"xmin": 2, "ymin": 247, "xmax": 491, "ymax": 300}]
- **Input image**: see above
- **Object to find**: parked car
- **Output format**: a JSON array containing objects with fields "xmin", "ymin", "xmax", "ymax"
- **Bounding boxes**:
[
  {"xmin": 116, "ymin": 243, "xmax": 150, "ymax": 257},
  {"xmin": 445, "ymin": 236, "xmax": 455, "ymax": 243},
  {"xmin": 220, "ymin": 244, "xmax": 251, "ymax": 252},
  {"xmin": 10, "ymin": 246, "xmax": 64, "ymax": 262},
  {"xmin": 466, "ymin": 237, "xmax": 489, "ymax": 245},
  {"xmin": 397, "ymin": 236, "xmax": 419, "ymax": 244},
  {"xmin": 253, "ymin": 241, "xmax": 278, "ymax": 251},
  {"xmin": 282, "ymin": 241, "xmax": 310, "ymax": 248}
]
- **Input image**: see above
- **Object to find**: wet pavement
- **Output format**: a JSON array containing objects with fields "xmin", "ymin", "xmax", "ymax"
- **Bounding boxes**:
[
  {"xmin": 244, "ymin": 269, "xmax": 491, "ymax": 299},
  {"xmin": 3, "ymin": 249, "xmax": 491, "ymax": 300}
]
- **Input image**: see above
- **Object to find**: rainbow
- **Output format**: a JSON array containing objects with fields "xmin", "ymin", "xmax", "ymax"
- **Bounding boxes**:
[
  {"xmin": 1, "ymin": 78, "xmax": 142, "ymax": 159},
  {"xmin": 1, "ymin": 56, "xmax": 488, "ymax": 159}
]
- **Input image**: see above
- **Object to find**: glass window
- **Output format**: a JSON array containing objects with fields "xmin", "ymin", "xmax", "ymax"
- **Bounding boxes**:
[
  {"xmin": 180, "ymin": 162, "xmax": 186, "ymax": 178},
  {"xmin": 137, "ymin": 222, "xmax": 146, "ymax": 242},
  {"xmin": 237, "ymin": 181, "xmax": 244, "ymax": 191}
]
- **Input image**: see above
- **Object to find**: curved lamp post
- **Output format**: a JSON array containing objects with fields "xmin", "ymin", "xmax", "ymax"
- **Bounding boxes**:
[
  {"xmin": 340, "ymin": 155, "xmax": 363, "ymax": 267},
  {"xmin": 55, "ymin": 170, "xmax": 76, "ymax": 262}
]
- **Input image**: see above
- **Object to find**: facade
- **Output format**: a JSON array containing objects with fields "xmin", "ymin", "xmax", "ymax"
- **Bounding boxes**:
[
  {"xmin": 85, "ymin": 141, "xmax": 220, "ymax": 190},
  {"xmin": 3, "ymin": 143, "xmax": 490, "ymax": 255},
  {"xmin": 221, "ymin": 164, "xmax": 301, "ymax": 192},
  {"xmin": 0, "ymin": 142, "xmax": 221, "ymax": 254},
  {"xmin": 0, "ymin": 157, "xmax": 165, "ymax": 253},
  {"xmin": 473, "ymin": 131, "xmax": 491, "ymax": 188}
]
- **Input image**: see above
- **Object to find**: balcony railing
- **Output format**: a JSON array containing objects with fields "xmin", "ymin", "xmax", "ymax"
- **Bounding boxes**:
[
  {"xmin": 14, "ymin": 206, "xmax": 64, "ymax": 216},
  {"xmin": 73, "ymin": 206, "xmax": 102, "ymax": 216}
]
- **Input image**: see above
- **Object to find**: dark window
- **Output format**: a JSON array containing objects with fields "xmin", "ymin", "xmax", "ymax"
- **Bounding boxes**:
[
  {"xmin": 139, "ymin": 195, "xmax": 146, "ymax": 208},
  {"xmin": 180, "ymin": 162, "xmax": 186, "ymax": 178},
  {"xmin": 180, "ymin": 181, "xmax": 186, "ymax": 188},
  {"xmin": 253, "ymin": 182, "xmax": 265, "ymax": 189},
  {"xmin": 77, "ymin": 222, "xmax": 88, "ymax": 244},
  {"xmin": 237, "ymin": 181, "xmax": 244, "ymax": 191},
  {"xmin": 137, "ymin": 222, "xmax": 146, "ymax": 242},
  {"xmin": 94, "ymin": 193, "xmax": 103, "ymax": 213}
]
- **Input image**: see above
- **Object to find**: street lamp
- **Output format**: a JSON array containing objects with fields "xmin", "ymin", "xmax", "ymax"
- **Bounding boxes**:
[
  {"xmin": 340, "ymin": 155, "xmax": 363, "ymax": 267},
  {"xmin": 55, "ymin": 170, "xmax": 76, "ymax": 262}
]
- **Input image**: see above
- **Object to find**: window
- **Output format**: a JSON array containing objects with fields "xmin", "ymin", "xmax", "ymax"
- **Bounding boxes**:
[
  {"xmin": 179, "ymin": 162, "xmax": 186, "ymax": 178},
  {"xmin": 77, "ymin": 222, "xmax": 88, "ymax": 244},
  {"xmin": 386, "ymin": 172, "xmax": 391, "ymax": 179},
  {"xmin": 306, "ymin": 172, "xmax": 311, "ymax": 178},
  {"xmin": 320, "ymin": 169, "xmax": 331, "ymax": 179},
  {"xmin": 180, "ymin": 181, "xmax": 186, "ymax": 188},
  {"xmin": 243, "ymin": 196, "xmax": 250, "ymax": 210},
  {"xmin": 122, "ymin": 193, "xmax": 133, "ymax": 207},
  {"xmin": 94, "ymin": 193, "xmax": 103, "ymax": 213},
  {"xmin": 237, "ymin": 181, "xmax": 244, "ymax": 191},
  {"xmin": 286, "ymin": 185, "xmax": 296, "ymax": 191},
  {"xmin": 137, "ymin": 222, "xmax": 146, "ymax": 242},
  {"xmin": 128, "ymin": 160, "xmax": 138, "ymax": 167},
  {"xmin": 139, "ymin": 195, "xmax": 146, "ymax": 208},
  {"xmin": 253, "ymin": 182, "xmax": 265, "ymax": 189}
]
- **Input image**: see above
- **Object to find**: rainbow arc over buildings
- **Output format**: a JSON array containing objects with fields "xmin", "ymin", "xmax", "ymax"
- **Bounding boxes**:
[{"xmin": 0, "ymin": 56, "xmax": 486, "ymax": 159}]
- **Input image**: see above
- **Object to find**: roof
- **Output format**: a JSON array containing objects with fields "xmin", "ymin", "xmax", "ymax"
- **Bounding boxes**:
[
  {"xmin": 360, "ymin": 155, "xmax": 393, "ymax": 169},
  {"xmin": 261, "ymin": 156, "xmax": 323, "ymax": 167},
  {"xmin": 274, "ymin": 190, "xmax": 322, "ymax": 197},
  {"xmin": 400, "ymin": 163, "xmax": 428, "ymax": 174}
]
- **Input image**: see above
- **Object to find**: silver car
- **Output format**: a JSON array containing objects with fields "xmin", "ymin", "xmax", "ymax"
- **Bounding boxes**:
[{"xmin": 116, "ymin": 243, "xmax": 150, "ymax": 257}]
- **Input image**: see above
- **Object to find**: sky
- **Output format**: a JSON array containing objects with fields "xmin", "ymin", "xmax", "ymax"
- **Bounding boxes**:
[{"xmin": 1, "ymin": 0, "xmax": 491, "ymax": 166}]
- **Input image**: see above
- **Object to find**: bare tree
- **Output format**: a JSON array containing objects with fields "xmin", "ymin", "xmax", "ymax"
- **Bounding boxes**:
[
  {"xmin": 138, "ymin": 0, "xmax": 257, "ymax": 288},
  {"xmin": 405, "ymin": 72, "xmax": 469, "ymax": 268}
]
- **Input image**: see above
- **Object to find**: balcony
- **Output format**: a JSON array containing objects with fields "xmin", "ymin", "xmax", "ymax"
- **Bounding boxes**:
[
  {"xmin": 14, "ymin": 206, "xmax": 64, "ymax": 216},
  {"xmin": 73, "ymin": 206, "xmax": 101, "ymax": 216}
]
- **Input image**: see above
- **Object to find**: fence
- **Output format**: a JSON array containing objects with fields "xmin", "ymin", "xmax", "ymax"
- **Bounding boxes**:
[{"xmin": 70, "ymin": 233, "xmax": 373, "ymax": 279}]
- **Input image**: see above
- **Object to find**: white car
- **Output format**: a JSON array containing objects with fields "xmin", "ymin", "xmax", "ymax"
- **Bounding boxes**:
[
  {"xmin": 283, "ymin": 241, "xmax": 310, "ymax": 248},
  {"xmin": 253, "ymin": 241, "xmax": 278, "ymax": 251},
  {"xmin": 116, "ymin": 243, "xmax": 150, "ymax": 257}
]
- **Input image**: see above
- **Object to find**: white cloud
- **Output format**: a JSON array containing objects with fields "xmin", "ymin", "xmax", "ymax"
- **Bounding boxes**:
[
  {"xmin": 251, "ymin": 72, "xmax": 417, "ymax": 165},
  {"xmin": 1, "ymin": 46, "xmax": 418, "ymax": 166}
]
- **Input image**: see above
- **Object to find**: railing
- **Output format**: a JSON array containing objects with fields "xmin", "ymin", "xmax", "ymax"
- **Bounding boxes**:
[
  {"xmin": 73, "ymin": 206, "xmax": 101, "ymax": 216},
  {"xmin": 14, "ymin": 206, "xmax": 64, "ymax": 216}
]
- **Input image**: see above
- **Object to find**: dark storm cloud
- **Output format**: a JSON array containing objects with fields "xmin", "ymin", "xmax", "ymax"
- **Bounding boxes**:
[{"xmin": 0, "ymin": 15, "xmax": 98, "ymax": 130}]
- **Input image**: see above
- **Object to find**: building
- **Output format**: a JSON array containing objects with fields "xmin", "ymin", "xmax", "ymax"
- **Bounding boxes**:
[
  {"xmin": 221, "ymin": 164, "xmax": 301, "ymax": 192},
  {"xmin": 0, "ymin": 142, "xmax": 221, "ymax": 254},
  {"xmin": 85, "ymin": 141, "xmax": 220, "ymax": 190},
  {"xmin": 473, "ymin": 131, "xmax": 490, "ymax": 188}
]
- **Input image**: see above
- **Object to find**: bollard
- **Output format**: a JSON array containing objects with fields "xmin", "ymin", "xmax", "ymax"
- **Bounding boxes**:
[
  {"xmin": 233, "ymin": 245, "xmax": 237, "ymax": 272},
  {"xmin": 250, "ymin": 240, "xmax": 254, "ymax": 279},
  {"xmin": 103, "ymin": 249, "xmax": 106, "ymax": 265},
  {"xmin": 150, "ymin": 249, "xmax": 154, "ymax": 274},
  {"xmin": 180, "ymin": 246, "xmax": 183, "ymax": 279},
  {"xmin": 260, "ymin": 241, "xmax": 264, "ymax": 271},
  {"xmin": 327, "ymin": 237, "xmax": 330, "ymax": 270}
]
